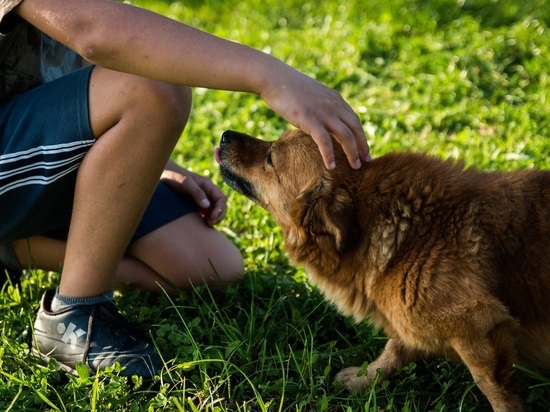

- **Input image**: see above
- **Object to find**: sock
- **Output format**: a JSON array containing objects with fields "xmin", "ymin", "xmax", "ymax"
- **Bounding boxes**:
[{"xmin": 50, "ymin": 287, "xmax": 115, "ymax": 312}]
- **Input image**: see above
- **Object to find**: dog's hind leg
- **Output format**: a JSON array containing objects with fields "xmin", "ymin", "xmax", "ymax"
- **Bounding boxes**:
[
  {"xmin": 516, "ymin": 323, "xmax": 550, "ymax": 370},
  {"xmin": 335, "ymin": 338, "xmax": 426, "ymax": 392},
  {"xmin": 450, "ymin": 322, "xmax": 524, "ymax": 412}
]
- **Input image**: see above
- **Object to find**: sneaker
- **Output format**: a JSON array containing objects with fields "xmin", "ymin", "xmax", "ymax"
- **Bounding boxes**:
[{"xmin": 32, "ymin": 290, "xmax": 162, "ymax": 379}]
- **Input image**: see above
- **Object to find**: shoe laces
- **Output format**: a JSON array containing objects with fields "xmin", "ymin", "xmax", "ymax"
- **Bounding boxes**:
[{"xmin": 82, "ymin": 301, "xmax": 151, "ymax": 362}]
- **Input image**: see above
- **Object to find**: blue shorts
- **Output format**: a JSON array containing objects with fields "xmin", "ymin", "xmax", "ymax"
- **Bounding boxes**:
[{"xmin": 0, "ymin": 66, "xmax": 197, "ymax": 271}]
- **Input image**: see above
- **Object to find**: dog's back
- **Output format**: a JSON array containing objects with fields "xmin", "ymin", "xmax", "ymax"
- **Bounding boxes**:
[
  {"xmin": 358, "ymin": 153, "xmax": 550, "ymax": 368},
  {"xmin": 480, "ymin": 169, "xmax": 550, "ymax": 368}
]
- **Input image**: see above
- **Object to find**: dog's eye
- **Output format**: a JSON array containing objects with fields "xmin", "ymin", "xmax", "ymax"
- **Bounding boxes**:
[{"xmin": 266, "ymin": 150, "xmax": 274, "ymax": 166}]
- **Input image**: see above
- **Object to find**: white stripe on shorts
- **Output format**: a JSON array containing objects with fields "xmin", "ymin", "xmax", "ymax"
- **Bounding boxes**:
[{"xmin": 0, "ymin": 140, "xmax": 95, "ymax": 196}]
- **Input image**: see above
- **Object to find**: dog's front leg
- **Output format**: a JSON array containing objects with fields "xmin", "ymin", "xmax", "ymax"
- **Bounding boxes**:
[
  {"xmin": 450, "ymin": 322, "xmax": 523, "ymax": 412},
  {"xmin": 335, "ymin": 338, "xmax": 425, "ymax": 392}
]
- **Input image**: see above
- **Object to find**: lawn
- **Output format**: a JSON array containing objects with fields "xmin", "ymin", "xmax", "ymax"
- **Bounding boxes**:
[{"xmin": 1, "ymin": 0, "xmax": 549, "ymax": 410}]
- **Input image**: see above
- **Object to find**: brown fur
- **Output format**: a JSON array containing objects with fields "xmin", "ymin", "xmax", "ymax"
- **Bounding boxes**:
[{"xmin": 217, "ymin": 129, "xmax": 550, "ymax": 412}]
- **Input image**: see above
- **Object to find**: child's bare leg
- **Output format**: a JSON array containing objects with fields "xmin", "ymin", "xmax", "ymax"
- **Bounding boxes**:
[
  {"xmin": 127, "ymin": 213, "xmax": 244, "ymax": 291},
  {"xmin": 59, "ymin": 67, "xmax": 191, "ymax": 297},
  {"xmin": 12, "ymin": 212, "xmax": 244, "ymax": 294}
]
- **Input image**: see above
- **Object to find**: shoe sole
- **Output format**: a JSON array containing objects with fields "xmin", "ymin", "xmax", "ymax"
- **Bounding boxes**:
[
  {"xmin": 31, "ymin": 347, "xmax": 159, "ymax": 384},
  {"xmin": 31, "ymin": 347, "xmax": 80, "ymax": 376}
]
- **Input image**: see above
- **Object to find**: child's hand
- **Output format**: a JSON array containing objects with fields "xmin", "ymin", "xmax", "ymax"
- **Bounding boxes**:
[
  {"xmin": 260, "ymin": 66, "xmax": 370, "ymax": 170},
  {"xmin": 161, "ymin": 168, "xmax": 226, "ymax": 227}
]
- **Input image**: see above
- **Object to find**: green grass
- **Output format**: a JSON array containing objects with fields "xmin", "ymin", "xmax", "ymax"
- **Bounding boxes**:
[{"xmin": 2, "ymin": 0, "xmax": 549, "ymax": 410}]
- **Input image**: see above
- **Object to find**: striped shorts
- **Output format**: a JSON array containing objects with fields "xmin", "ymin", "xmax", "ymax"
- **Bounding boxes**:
[{"xmin": 0, "ymin": 66, "xmax": 197, "ymax": 270}]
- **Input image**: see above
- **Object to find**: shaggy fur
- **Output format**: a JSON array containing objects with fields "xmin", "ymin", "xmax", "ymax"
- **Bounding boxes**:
[{"xmin": 216, "ymin": 129, "xmax": 550, "ymax": 412}]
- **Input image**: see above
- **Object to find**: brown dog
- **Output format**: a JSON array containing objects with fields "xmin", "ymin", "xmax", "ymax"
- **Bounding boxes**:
[{"xmin": 215, "ymin": 129, "xmax": 550, "ymax": 412}]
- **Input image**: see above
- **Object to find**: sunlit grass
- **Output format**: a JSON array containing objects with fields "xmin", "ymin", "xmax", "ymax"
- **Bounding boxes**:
[{"xmin": 1, "ymin": 0, "xmax": 549, "ymax": 410}]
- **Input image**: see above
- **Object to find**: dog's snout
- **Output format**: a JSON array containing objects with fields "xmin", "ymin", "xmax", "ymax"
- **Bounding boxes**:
[{"xmin": 221, "ymin": 130, "xmax": 236, "ymax": 145}]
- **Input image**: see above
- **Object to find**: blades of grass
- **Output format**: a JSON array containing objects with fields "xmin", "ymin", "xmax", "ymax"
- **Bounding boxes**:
[
  {"xmin": 90, "ymin": 373, "xmax": 99, "ymax": 412},
  {"xmin": 458, "ymin": 381, "xmax": 480, "ymax": 412},
  {"xmin": 228, "ymin": 362, "xmax": 269, "ymax": 412},
  {"xmin": 514, "ymin": 363, "xmax": 550, "ymax": 384},
  {"xmin": 156, "ymin": 283, "xmax": 203, "ymax": 382},
  {"xmin": 33, "ymin": 388, "xmax": 62, "ymax": 411},
  {"xmin": 170, "ymin": 396, "xmax": 186, "ymax": 412},
  {"xmin": 274, "ymin": 344, "xmax": 287, "ymax": 412},
  {"xmin": 4, "ymin": 385, "xmax": 23, "ymax": 412},
  {"xmin": 0, "ymin": 369, "xmax": 26, "ymax": 385}
]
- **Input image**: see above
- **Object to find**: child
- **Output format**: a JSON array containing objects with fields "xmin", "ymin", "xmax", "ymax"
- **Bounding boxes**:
[{"xmin": 0, "ymin": 0, "xmax": 369, "ymax": 378}]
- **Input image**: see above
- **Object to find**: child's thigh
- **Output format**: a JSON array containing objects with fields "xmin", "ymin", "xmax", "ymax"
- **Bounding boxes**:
[
  {"xmin": 0, "ymin": 66, "xmax": 95, "ymax": 244},
  {"xmin": 128, "ymin": 211, "xmax": 244, "ymax": 288}
]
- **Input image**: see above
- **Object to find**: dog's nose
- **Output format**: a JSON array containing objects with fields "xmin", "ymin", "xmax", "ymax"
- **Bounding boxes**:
[{"xmin": 221, "ymin": 130, "xmax": 235, "ymax": 145}]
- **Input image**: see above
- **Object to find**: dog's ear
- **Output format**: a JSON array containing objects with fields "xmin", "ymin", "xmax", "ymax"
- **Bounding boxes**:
[{"xmin": 290, "ymin": 180, "xmax": 360, "ymax": 253}]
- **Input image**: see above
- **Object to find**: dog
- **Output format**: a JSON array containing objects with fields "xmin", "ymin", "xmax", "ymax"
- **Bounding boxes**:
[{"xmin": 215, "ymin": 129, "xmax": 550, "ymax": 412}]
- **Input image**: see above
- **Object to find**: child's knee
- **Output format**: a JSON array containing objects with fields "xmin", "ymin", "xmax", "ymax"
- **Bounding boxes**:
[
  {"xmin": 88, "ymin": 67, "xmax": 192, "ymax": 138},
  {"xmin": 126, "ymin": 78, "xmax": 192, "ymax": 133}
]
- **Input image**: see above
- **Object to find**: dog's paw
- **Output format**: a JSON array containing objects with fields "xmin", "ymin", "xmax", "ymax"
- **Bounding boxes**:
[{"xmin": 335, "ymin": 366, "xmax": 370, "ymax": 392}]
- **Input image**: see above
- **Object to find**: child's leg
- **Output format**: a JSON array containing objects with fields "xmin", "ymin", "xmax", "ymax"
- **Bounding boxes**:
[
  {"xmin": 1, "ymin": 65, "xmax": 193, "ymax": 377},
  {"xmin": 127, "ymin": 212, "xmax": 244, "ymax": 291},
  {"xmin": 12, "ymin": 212, "xmax": 243, "ymax": 294},
  {"xmin": 59, "ymin": 67, "xmax": 191, "ymax": 298}
]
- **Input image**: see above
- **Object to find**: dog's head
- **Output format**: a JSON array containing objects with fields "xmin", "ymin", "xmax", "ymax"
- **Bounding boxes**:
[{"xmin": 216, "ymin": 129, "xmax": 361, "ymax": 253}]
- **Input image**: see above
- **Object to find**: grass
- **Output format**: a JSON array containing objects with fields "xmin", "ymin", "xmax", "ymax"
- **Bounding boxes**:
[{"xmin": 1, "ymin": 0, "xmax": 549, "ymax": 410}]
